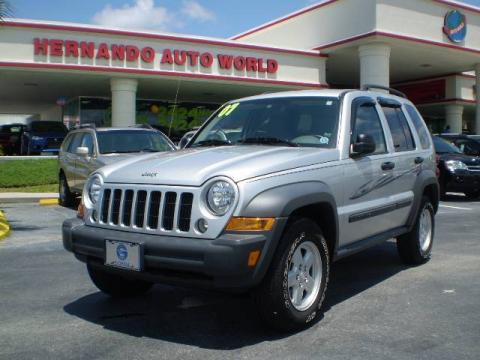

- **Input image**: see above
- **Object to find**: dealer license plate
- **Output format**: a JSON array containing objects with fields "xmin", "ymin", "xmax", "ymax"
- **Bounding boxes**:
[{"xmin": 105, "ymin": 240, "xmax": 142, "ymax": 271}]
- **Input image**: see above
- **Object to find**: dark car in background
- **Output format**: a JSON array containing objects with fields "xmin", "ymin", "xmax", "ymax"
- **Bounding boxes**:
[
  {"xmin": 21, "ymin": 120, "xmax": 68, "ymax": 155},
  {"xmin": 433, "ymin": 136, "xmax": 480, "ymax": 199},
  {"xmin": 438, "ymin": 134, "xmax": 480, "ymax": 157},
  {"xmin": 0, "ymin": 123, "xmax": 25, "ymax": 155}
]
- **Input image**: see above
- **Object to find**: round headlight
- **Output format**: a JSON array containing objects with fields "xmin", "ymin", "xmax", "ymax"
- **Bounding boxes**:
[
  {"xmin": 87, "ymin": 174, "xmax": 103, "ymax": 205},
  {"xmin": 445, "ymin": 160, "xmax": 468, "ymax": 172},
  {"xmin": 206, "ymin": 180, "xmax": 235, "ymax": 215}
]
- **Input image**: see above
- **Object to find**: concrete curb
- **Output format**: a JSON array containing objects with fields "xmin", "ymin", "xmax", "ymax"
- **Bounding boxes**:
[
  {"xmin": 0, "ymin": 210, "xmax": 11, "ymax": 240},
  {"xmin": 0, "ymin": 193, "xmax": 59, "ymax": 204}
]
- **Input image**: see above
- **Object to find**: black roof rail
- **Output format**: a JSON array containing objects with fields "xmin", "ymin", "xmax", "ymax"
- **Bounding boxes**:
[
  {"xmin": 76, "ymin": 123, "xmax": 96, "ymax": 129},
  {"xmin": 361, "ymin": 84, "xmax": 407, "ymax": 99}
]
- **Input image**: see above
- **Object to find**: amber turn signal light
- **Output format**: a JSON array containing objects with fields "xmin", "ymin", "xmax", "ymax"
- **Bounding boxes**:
[
  {"xmin": 77, "ymin": 203, "xmax": 85, "ymax": 219},
  {"xmin": 225, "ymin": 217, "xmax": 276, "ymax": 231},
  {"xmin": 248, "ymin": 250, "xmax": 261, "ymax": 267}
]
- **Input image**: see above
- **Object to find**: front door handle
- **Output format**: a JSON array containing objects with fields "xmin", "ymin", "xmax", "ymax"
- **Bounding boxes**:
[
  {"xmin": 414, "ymin": 157, "xmax": 424, "ymax": 164},
  {"xmin": 381, "ymin": 161, "xmax": 395, "ymax": 171}
]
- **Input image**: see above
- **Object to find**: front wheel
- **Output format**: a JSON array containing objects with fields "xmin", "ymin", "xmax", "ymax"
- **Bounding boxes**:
[
  {"xmin": 397, "ymin": 196, "xmax": 435, "ymax": 265},
  {"xmin": 59, "ymin": 173, "xmax": 74, "ymax": 207},
  {"xmin": 87, "ymin": 263, "xmax": 153, "ymax": 298},
  {"xmin": 253, "ymin": 218, "xmax": 330, "ymax": 332}
]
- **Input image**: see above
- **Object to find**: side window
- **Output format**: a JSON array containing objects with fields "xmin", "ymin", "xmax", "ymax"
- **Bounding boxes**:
[
  {"xmin": 80, "ymin": 133, "xmax": 94, "ymax": 155},
  {"xmin": 405, "ymin": 104, "xmax": 430, "ymax": 149},
  {"xmin": 351, "ymin": 101, "xmax": 387, "ymax": 155},
  {"xmin": 61, "ymin": 134, "xmax": 73, "ymax": 152},
  {"xmin": 67, "ymin": 133, "xmax": 84, "ymax": 153},
  {"xmin": 382, "ymin": 106, "xmax": 415, "ymax": 152}
]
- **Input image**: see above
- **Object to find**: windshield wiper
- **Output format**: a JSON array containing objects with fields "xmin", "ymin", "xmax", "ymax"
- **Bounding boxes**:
[
  {"xmin": 191, "ymin": 139, "xmax": 232, "ymax": 148},
  {"xmin": 237, "ymin": 137, "xmax": 299, "ymax": 147},
  {"xmin": 140, "ymin": 148, "xmax": 161, "ymax": 152}
]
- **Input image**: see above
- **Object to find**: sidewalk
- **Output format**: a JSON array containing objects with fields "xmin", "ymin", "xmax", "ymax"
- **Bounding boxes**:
[{"xmin": 0, "ymin": 192, "xmax": 58, "ymax": 204}]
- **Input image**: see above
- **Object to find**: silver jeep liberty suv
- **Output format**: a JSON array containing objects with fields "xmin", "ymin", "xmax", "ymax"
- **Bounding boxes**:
[{"xmin": 63, "ymin": 85, "xmax": 439, "ymax": 331}]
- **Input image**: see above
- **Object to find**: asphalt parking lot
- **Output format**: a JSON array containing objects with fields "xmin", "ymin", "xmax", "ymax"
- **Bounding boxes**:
[{"xmin": 0, "ymin": 198, "xmax": 479, "ymax": 360}]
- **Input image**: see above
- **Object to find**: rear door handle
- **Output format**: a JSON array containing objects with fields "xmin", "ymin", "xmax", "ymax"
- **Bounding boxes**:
[
  {"xmin": 381, "ymin": 161, "xmax": 395, "ymax": 171},
  {"xmin": 414, "ymin": 157, "xmax": 424, "ymax": 164}
]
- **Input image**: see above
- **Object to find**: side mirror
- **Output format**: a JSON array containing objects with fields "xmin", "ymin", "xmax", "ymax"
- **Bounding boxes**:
[
  {"xmin": 351, "ymin": 133, "xmax": 376, "ymax": 157},
  {"xmin": 76, "ymin": 146, "xmax": 89, "ymax": 157}
]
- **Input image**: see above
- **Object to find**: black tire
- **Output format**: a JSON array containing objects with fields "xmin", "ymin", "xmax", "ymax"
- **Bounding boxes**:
[
  {"xmin": 397, "ymin": 196, "xmax": 435, "ymax": 265},
  {"xmin": 465, "ymin": 190, "xmax": 480, "ymax": 200},
  {"xmin": 59, "ymin": 173, "xmax": 74, "ymax": 207},
  {"xmin": 87, "ymin": 263, "xmax": 153, "ymax": 298},
  {"xmin": 252, "ymin": 218, "xmax": 330, "ymax": 332}
]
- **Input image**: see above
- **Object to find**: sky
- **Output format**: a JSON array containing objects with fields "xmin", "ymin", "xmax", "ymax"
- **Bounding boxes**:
[{"xmin": 7, "ymin": 0, "xmax": 480, "ymax": 39}]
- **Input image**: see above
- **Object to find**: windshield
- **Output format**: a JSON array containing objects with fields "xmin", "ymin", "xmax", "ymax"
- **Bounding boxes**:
[
  {"xmin": 189, "ymin": 97, "xmax": 340, "ymax": 148},
  {"xmin": 454, "ymin": 139, "xmax": 480, "ymax": 155},
  {"xmin": 97, "ymin": 130, "xmax": 175, "ymax": 154},
  {"xmin": 30, "ymin": 122, "xmax": 67, "ymax": 133},
  {"xmin": 433, "ymin": 136, "xmax": 461, "ymax": 154}
]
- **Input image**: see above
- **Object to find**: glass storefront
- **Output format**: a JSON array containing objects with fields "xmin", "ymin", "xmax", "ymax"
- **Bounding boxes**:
[{"xmin": 63, "ymin": 96, "xmax": 219, "ymax": 141}]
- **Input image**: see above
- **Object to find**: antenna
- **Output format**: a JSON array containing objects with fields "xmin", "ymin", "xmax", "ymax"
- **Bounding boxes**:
[{"xmin": 168, "ymin": 79, "xmax": 181, "ymax": 138}]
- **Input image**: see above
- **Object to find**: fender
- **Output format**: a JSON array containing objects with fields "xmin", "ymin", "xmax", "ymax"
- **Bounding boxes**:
[
  {"xmin": 406, "ymin": 169, "xmax": 439, "ymax": 230},
  {"xmin": 241, "ymin": 181, "xmax": 338, "ymax": 219},
  {"xmin": 239, "ymin": 181, "xmax": 339, "ymax": 282}
]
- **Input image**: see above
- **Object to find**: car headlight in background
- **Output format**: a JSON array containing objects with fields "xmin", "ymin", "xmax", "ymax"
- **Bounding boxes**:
[
  {"xmin": 86, "ymin": 174, "xmax": 103, "ymax": 205},
  {"xmin": 445, "ymin": 160, "xmax": 468, "ymax": 172},
  {"xmin": 206, "ymin": 180, "xmax": 235, "ymax": 216},
  {"xmin": 31, "ymin": 136, "xmax": 42, "ymax": 141}
]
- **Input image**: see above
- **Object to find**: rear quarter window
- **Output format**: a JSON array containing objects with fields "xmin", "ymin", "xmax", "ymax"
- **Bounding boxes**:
[{"xmin": 405, "ymin": 104, "xmax": 431, "ymax": 149}]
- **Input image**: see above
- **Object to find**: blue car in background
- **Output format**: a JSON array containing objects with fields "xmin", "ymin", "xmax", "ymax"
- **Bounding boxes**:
[{"xmin": 21, "ymin": 120, "xmax": 68, "ymax": 155}]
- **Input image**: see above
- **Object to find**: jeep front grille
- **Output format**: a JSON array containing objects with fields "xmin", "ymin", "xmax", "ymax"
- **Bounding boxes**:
[
  {"xmin": 97, "ymin": 187, "xmax": 194, "ymax": 233},
  {"xmin": 468, "ymin": 165, "xmax": 480, "ymax": 172}
]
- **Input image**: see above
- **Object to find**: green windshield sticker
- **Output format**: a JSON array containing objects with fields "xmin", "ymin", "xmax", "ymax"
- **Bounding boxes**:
[{"xmin": 218, "ymin": 103, "xmax": 240, "ymax": 118}]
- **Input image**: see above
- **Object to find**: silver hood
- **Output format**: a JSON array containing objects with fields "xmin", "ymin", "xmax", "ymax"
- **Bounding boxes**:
[{"xmin": 98, "ymin": 146, "xmax": 339, "ymax": 186}]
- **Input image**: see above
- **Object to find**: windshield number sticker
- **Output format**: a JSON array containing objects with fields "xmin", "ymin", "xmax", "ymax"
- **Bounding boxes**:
[
  {"xmin": 218, "ymin": 103, "xmax": 239, "ymax": 118},
  {"xmin": 319, "ymin": 136, "xmax": 329, "ymax": 144}
]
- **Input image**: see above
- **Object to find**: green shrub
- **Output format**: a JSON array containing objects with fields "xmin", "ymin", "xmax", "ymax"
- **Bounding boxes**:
[{"xmin": 0, "ymin": 159, "xmax": 58, "ymax": 188}]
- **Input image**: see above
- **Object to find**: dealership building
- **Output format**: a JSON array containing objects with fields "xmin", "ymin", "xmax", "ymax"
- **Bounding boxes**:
[{"xmin": 0, "ymin": 0, "xmax": 479, "ymax": 136}]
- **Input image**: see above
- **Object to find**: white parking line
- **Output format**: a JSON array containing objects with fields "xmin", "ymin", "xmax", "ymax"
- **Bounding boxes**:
[{"xmin": 439, "ymin": 204, "xmax": 473, "ymax": 211}]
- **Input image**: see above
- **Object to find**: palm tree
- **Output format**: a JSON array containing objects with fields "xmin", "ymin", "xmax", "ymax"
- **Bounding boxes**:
[{"xmin": 0, "ymin": 0, "xmax": 11, "ymax": 22}]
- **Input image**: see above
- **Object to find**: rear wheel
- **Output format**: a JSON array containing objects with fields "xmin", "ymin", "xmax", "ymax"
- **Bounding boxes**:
[
  {"xmin": 465, "ymin": 190, "xmax": 480, "ymax": 200},
  {"xmin": 253, "ymin": 218, "xmax": 329, "ymax": 332},
  {"xmin": 87, "ymin": 263, "xmax": 153, "ymax": 298},
  {"xmin": 397, "ymin": 196, "xmax": 434, "ymax": 265},
  {"xmin": 59, "ymin": 173, "xmax": 74, "ymax": 207}
]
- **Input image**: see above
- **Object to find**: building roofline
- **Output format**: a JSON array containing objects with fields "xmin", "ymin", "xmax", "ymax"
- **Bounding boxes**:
[
  {"xmin": 2, "ymin": 18, "xmax": 326, "ymax": 58},
  {"xmin": 313, "ymin": 30, "xmax": 480, "ymax": 55},
  {"xmin": 230, "ymin": 0, "xmax": 480, "ymax": 41},
  {"xmin": 230, "ymin": 0, "xmax": 339, "ymax": 40}
]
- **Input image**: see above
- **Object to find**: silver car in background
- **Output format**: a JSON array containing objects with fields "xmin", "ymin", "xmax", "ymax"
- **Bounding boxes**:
[{"xmin": 58, "ymin": 127, "xmax": 176, "ymax": 206}]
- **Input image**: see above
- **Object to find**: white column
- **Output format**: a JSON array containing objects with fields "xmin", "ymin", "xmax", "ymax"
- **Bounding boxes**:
[
  {"xmin": 110, "ymin": 78, "xmax": 138, "ymax": 128},
  {"xmin": 445, "ymin": 104, "xmax": 464, "ymax": 134},
  {"xmin": 358, "ymin": 43, "xmax": 391, "ymax": 88},
  {"xmin": 475, "ymin": 64, "xmax": 480, "ymax": 135}
]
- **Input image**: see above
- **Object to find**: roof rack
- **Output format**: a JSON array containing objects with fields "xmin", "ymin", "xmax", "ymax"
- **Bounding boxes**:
[
  {"xmin": 76, "ymin": 123, "xmax": 96, "ymax": 129},
  {"xmin": 361, "ymin": 84, "xmax": 407, "ymax": 99}
]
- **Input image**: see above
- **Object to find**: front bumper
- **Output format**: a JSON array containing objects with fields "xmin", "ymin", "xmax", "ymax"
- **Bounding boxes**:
[
  {"xmin": 445, "ymin": 170, "xmax": 480, "ymax": 193},
  {"xmin": 63, "ymin": 217, "xmax": 287, "ymax": 290}
]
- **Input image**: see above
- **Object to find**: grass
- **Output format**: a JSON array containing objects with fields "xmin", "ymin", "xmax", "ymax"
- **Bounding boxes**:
[
  {"xmin": 0, "ymin": 159, "xmax": 58, "ymax": 190},
  {"xmin": 0, "ymin": 184, "xmax": 58, "ymax": 193}
]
